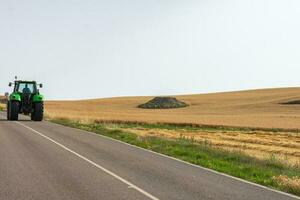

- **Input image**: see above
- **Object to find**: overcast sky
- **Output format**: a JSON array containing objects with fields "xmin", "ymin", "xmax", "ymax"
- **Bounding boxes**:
[{"xmin": 1, "ymin": 0, "xmax": 300, "ymax": 100}]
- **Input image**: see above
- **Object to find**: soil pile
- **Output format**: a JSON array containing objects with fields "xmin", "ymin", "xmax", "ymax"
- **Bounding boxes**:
[
  {"xmin": 281, "ymin": 100, "xmax": 300, "ymax": 105},
  {"xmin": 138, "ymin": 97, "xmax": 188, "ymax": 109}
]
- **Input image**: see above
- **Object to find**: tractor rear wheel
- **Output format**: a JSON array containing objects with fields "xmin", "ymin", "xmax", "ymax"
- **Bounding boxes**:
[
  {"xmin": 31, "ymin": 102, "xmax": 44, "ymax": 121},
  {"xmin": 6, "ymin": 102, "xmax": 10, "ymax": 120},
  {"xmin": 8, "ymin": 101, "xmax": 19, "ymax": 121}
]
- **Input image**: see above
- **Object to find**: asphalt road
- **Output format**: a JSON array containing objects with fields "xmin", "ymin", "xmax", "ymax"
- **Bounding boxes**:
[{"xmin": 0, "ymin": 112, "xmax": 298, "ymax": 200}]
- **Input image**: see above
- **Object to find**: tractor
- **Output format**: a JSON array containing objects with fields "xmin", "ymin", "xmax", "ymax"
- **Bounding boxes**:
[{"xmin": 7, "ymin": 79, "xmax": 44, "ymax": 121}]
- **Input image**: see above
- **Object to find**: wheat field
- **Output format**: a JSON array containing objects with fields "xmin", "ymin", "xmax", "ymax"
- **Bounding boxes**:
[{"xmin": 45, "ymin": 87, "xmax": 300, "ymax": 130}]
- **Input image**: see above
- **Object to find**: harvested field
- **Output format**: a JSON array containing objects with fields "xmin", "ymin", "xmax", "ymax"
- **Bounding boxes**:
[{"xmin": 45, "ymin": 87, "xmax": 300, "ymax": 130}]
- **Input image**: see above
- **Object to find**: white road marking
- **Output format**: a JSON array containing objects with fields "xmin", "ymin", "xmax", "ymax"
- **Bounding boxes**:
[{"xmin": 15, "ymin": 121, "xmax": 159, "ymax": 200}]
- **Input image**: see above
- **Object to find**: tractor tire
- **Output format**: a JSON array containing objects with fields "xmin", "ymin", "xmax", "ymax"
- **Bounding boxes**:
[
  {"xmin": 31, "ymin": 102, "xmax": 44, "ymax": 121},
  {"xmin": 7, "ymin": 102, "xmax": 10, "ymax": 120},
  {"xmin": 9, "ymin": 101, "xmax": 19, "ymax": 121}
]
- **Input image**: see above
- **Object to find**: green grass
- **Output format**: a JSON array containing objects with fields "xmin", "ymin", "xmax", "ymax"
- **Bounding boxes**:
[{"xmin": 51, "ymin": 118, "xmax": 300, "ymax": 196}]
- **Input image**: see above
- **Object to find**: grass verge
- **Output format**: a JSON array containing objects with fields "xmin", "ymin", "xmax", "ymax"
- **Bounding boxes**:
[{"xmin": 50, "ymin": 118, "xmax": 300, "ymax": 196}]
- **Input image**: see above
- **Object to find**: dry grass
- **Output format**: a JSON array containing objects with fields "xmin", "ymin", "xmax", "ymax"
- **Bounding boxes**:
[
  {"xmin": 45, "ymin": 87, "xmax": 300, "ymax": 130},
  {"xmin": 272, "ymin": 175, "xmax": 300, "ymax": 195},
  {"xmin": 0, "ymin": 96, "xmax": 5, "ymax": 111},
  {"xmin": 0, "ymin": 104, "xmax": 4, "ymax": 111}
]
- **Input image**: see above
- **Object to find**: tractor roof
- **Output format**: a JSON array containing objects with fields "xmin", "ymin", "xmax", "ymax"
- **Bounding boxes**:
[{"xmin": 15, "ymin": 80, "xmax": 37, "ymax": 83}]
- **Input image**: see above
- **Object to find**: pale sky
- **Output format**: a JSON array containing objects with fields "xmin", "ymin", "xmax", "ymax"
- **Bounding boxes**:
[{"xmin": 1, "ymin": 0, "xmax": 300, "ymax": 100}]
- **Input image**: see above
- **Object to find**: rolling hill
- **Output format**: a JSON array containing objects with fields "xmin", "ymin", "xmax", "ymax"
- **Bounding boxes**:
[{"xmin": 45, "ymin": 87, "xmax": 300, "ymax": 130}]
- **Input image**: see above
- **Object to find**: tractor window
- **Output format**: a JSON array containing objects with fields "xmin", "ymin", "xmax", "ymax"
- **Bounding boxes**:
[{"xmin": 17, "ymin": 83, "xmax": 36, "ymax": 93}]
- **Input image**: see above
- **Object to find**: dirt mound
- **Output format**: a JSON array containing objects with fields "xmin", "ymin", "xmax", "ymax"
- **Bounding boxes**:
[
  {"xmin": 281, "ymin": 100, "xmax": 300, "ymax": 105},
  {"xmin": 138, "ymin": 97, "xmax": 188, "ymax": 109}
]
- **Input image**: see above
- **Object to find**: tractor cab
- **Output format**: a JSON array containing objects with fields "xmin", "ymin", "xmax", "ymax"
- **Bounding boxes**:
[
  {"xmin": 14, "ymin": 81, "xmax": 37, "ymax": 94},
  {"xmin": 11, "ymin": 81, "xmax": 42, "ymax": 94}
]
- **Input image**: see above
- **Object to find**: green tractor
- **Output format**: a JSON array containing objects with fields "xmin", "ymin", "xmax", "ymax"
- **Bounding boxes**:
[{"xmin": 7, "ymin": 79, "xmax": 44, "ymax": 121}]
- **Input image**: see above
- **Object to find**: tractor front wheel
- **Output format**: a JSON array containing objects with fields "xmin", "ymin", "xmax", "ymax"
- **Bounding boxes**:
[
  {"xmin": 31, "ymin": 102, "xmax": 44, "ymax": 121},
  {"xmin": 8, "ymin": 101, "xmax": 19, "ymax": 121}
]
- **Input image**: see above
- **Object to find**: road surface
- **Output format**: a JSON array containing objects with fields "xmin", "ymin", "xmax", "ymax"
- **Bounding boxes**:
[{"xmin": 0, "ymin": 112, "xmax": 298, "ymax": 200}]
